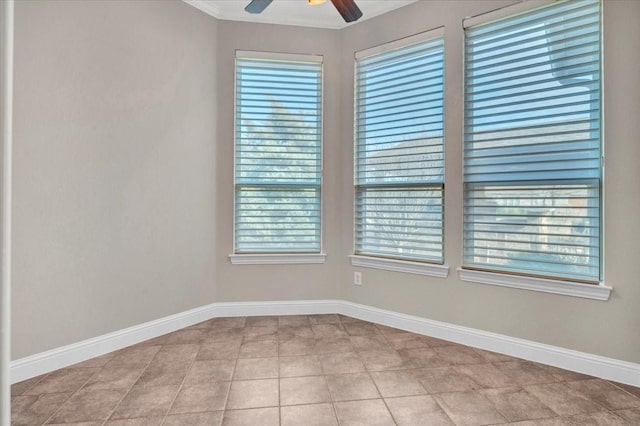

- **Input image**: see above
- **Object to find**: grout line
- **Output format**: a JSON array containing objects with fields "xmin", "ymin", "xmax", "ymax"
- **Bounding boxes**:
[
  {"xmin": 40, "ymin": 366, "xmax": 103, "ymax": 425},
  {"xmin": 97, "ymin": 346, "xmax": 166, "ymax": 426},
  {"xmin": 158, "ymin": 346, "xmax": 202, "ymax": 425}
]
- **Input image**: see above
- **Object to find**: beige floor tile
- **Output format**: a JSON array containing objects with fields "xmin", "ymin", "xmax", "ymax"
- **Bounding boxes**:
[
  {"xmin": 222, "ymin": 407, "xmax": 279, "ymax": 426},
  {"xmin": 280, "ymin": 376, "xmax": 331, "ymax": 405},
  {"xmin": 536, "ymin": 364, "xmax": 593, "ymax": 382},
  {"xmin": 551, "ymin": 410, "xmax": 628, "ymax": 425},
  {"xmin": 315, "ymin": 337, "xmax": 354, "ymax": 354},
  {"xmin": 320, "ymin": 352, "xmax": 365, "ymax": 375},
  {"xmin": 326, "ymin": 372, "xmax": 380, "ymax": 401},
  {"xmin": 85, "ymin": 364, "xmax": 145, "ymax": 390},
  {"xmin": 110, "ymin": 385, "xmax": 179, "ymax": 419},
  {"xmin": 525, "ymin": 382, "xmax": 605, "ymax": 416},
  {"xmin": 374, "ymin": 324, "xmax": 404, "ymax": 335},
  {"xmin": 197, "ymin": 341, "xmax": 241, "ymax": 360},
  {"xmin": 370, "ymin": 370, "xmax": 426, "ymax": 398},
  {"xmin": 209, "ymin": 317, "xmax": 247, "ymax": 329},
  {"xmin": 164, "ymin": 411, "xmax": 223, "ymax": 426},
  {"xmin": 238, "ymin": 340, "xmax": 278, "ymax": 358},
  {"xmin": 385, "ymin": 395, "xmax": 454, "ymax": 426},
  {"xmin": 104, "ymin": 417, "xmax": 163, "ymax": 425},
  {"xmin": 278, "ymin": 315, "xmax": 310, "ymax": 327},
  {"xmin": 349, "ymin": 335, "xmax": 389, "ymax": 351},
  {"xmin": 433, "ymin": 345, "xmax": 486, "ymax": 365},
  {"xmin": 334, "ymin": 399, "xmax": 395, "ymax": 426},
  {"xmin": 226, "ymin": 379, "xmax": 279, "ymax": 409},
  {"xmin": 567, "ymin": 379, "xmax": 640, "ymax": 410},
  {"xmin": 359, "ymin": 349, "xmax": 417, "ymax": 371},
  {"xmin": 415, "ymin": 367, "xmax": 479, "ymax": 394},
  {"xmin": 135, "ymin": 345, "xmax": 199, "ymax": 387},
  {"xmin": 14, "ymin": 315, "xmax": 625, "ymax": 426},
  {"xmin": 343, "ymin": 322, "xmax": 383, "ymax": 337},
  {"xmin": 494, "ymin": 361, "xmax": 559, "ymax": 386},
  {"xmin": 108, "ymin": 346, "xmax": 162, "ymax": 367},
  {"xmin": 278, "ymin": 337, "xmax": 317, "ymax": 356},
  {"xmin": 311, "ymin": 324, "xmax": 348, "ymax": 339},
  {"xmin": 245, "ymin": 316, "xmax": 279, "ymax": 327},
  {"xmin": 309, "ymin": 314, "xmax": 341, "ymax": 325},
  {"xmin": 421, "ymin": 335, "xmax": 458, "ymax": 348},
  {"xmin": 471, "ymin": 348, "xmax": 515, "ymax": 363},
  {"xmin": 338, "ymin": 314, "xmax": 367, "ymax": 324},
  {"xmin": 278, "ymin": 325, "xmax": 315, "ymax": 340},
  {"xmin": 169, "ymin": 382, "xmax": 230, "ymax": 414},
  {"xmin": 233, "ymin": 357, "xmax": 279, "ymax": 380},
  {"xmin": 454, "ymin": 363, "xmax": 513, "ymax": 389},
  {"xmin": 611, "ymin": 382, "xmax": 640, "ymax": 399},
  {"xmin": 614, "ymin": 408, "xmax": 640, "ymax": 423},
  {"xmin": 203, "ymin": 328, "xmax": 244, "ymax": 343},
  {"xmin": 11, "ymin": 376, "xmax": 45, "ymax": 397},
  {"xmin": 399, "ymin": 347, "xmax": 449, "ymax": 368},
  {"xmin": 480, "ymin": 386, "xmax": 556, "ymax": 422},
  {"xmin": 48, "ymin": 387, "xmax": 128, "ymax": 423},
  {"xmin": 11, "ymin": 393, "xmax": 70, "ymax": 426},
  {"xmin": 242, "ymin": 325, "xmax": 278, "ymax": 341},
  {"xmin": 279, "ymin": 355, "xmax": 323, "ymax": 377},
  {"xmin": 25, "ymin": 368, "xmax": 99, "ymax": 395},
  {"xmin": 184, "ymin": 359, "xmax": 236, "ymax": 384},
  {"xmin": 281, "ymin": 403, "xmax": 338, "ymax": 426},
  {"xmin": 384, "ymin": 333, "xmax": 430, "ymax": 350},
  {"xmin": 434, "ymin": 391, "xmax": 507, "ymax": 426}
]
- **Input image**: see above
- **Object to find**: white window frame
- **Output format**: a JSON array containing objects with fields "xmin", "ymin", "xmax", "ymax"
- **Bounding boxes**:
[
  {"xmin": 458, "ymin": 0, "xmax": 611, "ymax": 300},
  {"xmin": 229, "ymin": 50, "xmax": 326, "ymax": 265},
  {"xmin": 350, "ymin": 28, "xmax": 449, "ymax": 278}
]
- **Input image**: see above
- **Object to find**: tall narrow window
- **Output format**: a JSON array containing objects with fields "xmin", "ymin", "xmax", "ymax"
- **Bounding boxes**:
[
  {"xmin": 463, "ymin": 0, "xmax": 602, "ymax": 282},
  {"xmin": 234, "ymin": 52, "xmax": 322, "ymax": 254},
  {"xmin": 354, "ymin": 31, "xmax": 445, "ymax": 263}
]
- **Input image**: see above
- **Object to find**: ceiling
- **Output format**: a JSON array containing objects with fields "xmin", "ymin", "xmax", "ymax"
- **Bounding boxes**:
[{"xmin": 183, "ymin": 0, "xmax": 417, "ymax": 29}]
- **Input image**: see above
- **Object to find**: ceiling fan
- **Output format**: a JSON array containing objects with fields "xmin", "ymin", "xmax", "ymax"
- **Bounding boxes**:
[{"xmin": 244, "ymin": 0, "xmax": 363, "ymax": 23}]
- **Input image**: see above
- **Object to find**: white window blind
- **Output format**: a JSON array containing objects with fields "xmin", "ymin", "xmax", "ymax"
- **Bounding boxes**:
[
  {"xmin": 355, "ymin": 34, "xmax": 445, "ymax": 263},
  {"xmin": 235, "ymin": 54, "xmax": 322, "ymax": 253},
  {"xmin": 463, "ymin": 0, "xmax": 602, "ymax": 282}
]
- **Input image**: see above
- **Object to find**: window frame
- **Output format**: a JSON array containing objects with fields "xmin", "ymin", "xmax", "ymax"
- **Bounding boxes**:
[
  {"xmin": 459, "ymin": 0, "xmax": 611, "ymax": 300},
  {"xmin": 230, "ymin": 50, "xmax": 326, "ymax": 265},
  {"xmin": 350, "ymin": 28, "xmax": 449, "ymax": 277}
]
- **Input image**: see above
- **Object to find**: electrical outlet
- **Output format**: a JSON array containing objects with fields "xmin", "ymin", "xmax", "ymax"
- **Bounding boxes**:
[{"xmin": 354, "ymin": 271, "xmax": 362, "ymax": 286}]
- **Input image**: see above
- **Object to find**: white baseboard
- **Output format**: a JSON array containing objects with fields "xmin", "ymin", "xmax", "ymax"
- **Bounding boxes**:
[
  {"xmin": 340, "ymin": 301, "xmax": 640, "ymax": 387},
  {"xmin": 11, "ymin": 299, "xmax": 640, "ymax": 388},
  {"xmin": 9, "ymin": 300, "xmax": 340, "ymax": 384}
]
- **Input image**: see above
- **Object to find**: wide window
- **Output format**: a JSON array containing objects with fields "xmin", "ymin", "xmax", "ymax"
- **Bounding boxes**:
[
  {"xmin": 234, "ymin": 52, "xmax": 322, "ymax": 254},
  {"xmin": 463, "ymin": 0, "xmax": 602, "ymax": 283},
  {"xmin": 354, "ymin": 31, "xmax": 445, "ymax": 264}
]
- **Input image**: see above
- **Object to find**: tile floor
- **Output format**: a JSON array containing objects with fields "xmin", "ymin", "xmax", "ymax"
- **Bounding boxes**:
[{"xmin": 11, "ymin": 314, "xmax": 640, "ymax": 425}]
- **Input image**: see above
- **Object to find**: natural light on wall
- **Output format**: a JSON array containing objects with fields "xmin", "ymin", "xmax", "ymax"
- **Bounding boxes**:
[{"xmin": 463, "ymin": 0, "xmax": 602, "ymax": 283}]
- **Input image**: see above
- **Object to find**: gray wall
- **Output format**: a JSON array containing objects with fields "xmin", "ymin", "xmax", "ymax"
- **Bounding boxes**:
[
  {"xmin": 12, "ymin": 0, "xmax": 218, "ymax": 359},
  {"xmin": 338, "ymin": 0, "xmax": 640, "ymax": 364},
  {"xmin": 11, "ymin": 0, "xmax": 640, "ymax": 366}
]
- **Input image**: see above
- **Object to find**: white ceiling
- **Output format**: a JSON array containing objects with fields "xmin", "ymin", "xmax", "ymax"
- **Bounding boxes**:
[{"xmin": 183, "ymin": 0, "xmax": 417, "ymax": 29}]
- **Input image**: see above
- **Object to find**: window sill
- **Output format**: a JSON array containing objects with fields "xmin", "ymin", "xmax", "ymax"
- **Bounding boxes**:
[
  {"xmin": 229, "ymin": 253, "xmax": 327, "ymax": 265},
  {"xmin": 457, "ymin": 268, "xmax": 612, "ymax": 301},
  {"xmin": 349, "ymin": 255, "xmax": 449, "ymax": 278}
]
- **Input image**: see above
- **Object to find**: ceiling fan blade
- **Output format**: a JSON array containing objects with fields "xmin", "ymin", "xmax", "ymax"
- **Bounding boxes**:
[
  {"xmin": 330, "ymin": 0, "xmax": 363, "ymax": 23},
  {"xmin": 244, "ymin": 0, "xmax": 273, "ymax": 14}
]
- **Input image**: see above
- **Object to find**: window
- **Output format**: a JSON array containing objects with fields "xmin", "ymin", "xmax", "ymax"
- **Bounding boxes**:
[
  {"xmin": 234, "ymin": 52, "xmax": 323, "ymax": 256},
  {"xmin": 463, "ymin": 0, "xmax": 602, "ymax": 283},
  {"xmin": 354, "ymin": 31, "xmax": 445, "ymax": 264}
]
